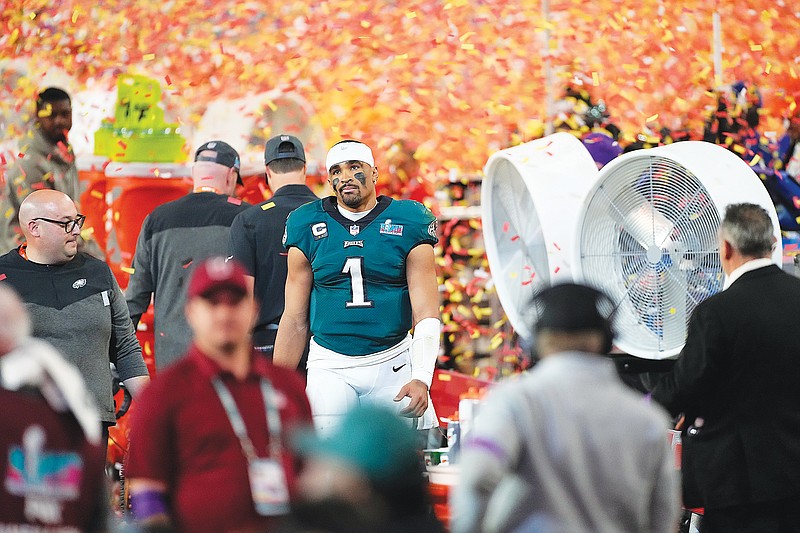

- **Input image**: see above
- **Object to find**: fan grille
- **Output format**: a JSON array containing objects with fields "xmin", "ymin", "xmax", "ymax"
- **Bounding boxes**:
[{"xmin": 578, "ymin": 155, "xmax": 723, "ymax": 358}]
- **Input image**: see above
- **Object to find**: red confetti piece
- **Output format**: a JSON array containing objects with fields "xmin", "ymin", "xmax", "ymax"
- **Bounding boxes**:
[
  {"xmin": 0, "ymin": 273, "xmax": 6, "ymax": 281},
  {"xmin": 227, "ymin": 197, "xmax": 242, "ymax": 205},
  {"xmin": 502, "ymin": 221, "xmax": 510, "ymax": 233}
]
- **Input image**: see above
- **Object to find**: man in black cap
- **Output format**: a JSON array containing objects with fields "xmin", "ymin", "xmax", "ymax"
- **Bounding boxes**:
[
  {"xmin": 126, "ymin": 140, "xmax": 250, "ymax": 370},
  {"xmin": 228, "ymin": 134, "xmax": 317, "ymax": 360},
  {"xmin": 451, "ymin": 283, "xmax": 680, "ymax": 533}
]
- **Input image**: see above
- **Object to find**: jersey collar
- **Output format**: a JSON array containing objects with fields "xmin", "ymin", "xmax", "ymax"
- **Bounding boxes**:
[{"xmin": 322, "ymin": 195, "xmax": 392, "ymax": 233}]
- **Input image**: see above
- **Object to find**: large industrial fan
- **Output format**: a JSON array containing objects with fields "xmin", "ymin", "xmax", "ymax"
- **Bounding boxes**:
[
  {"xmin": 573, "ymin": 141, "xmax": 781, "ymax": 360},
  {"xmin": 481, "ymin": 132, "xmax": 600, "ymax": 340}
]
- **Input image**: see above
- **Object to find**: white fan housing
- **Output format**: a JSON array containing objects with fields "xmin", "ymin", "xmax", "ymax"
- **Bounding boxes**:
[
  {"xmin": 573, "ymin": 141, "xmax": 781, "ymax": 360},
  {"xmin": 481, "ymin": 132, "xmax": 600, "ymax": 340}
]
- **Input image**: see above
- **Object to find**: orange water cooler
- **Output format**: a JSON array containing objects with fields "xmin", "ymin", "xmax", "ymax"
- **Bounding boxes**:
[{"xmin": 102, "ymin": 162, "xmax": 192, "ymax": 289}]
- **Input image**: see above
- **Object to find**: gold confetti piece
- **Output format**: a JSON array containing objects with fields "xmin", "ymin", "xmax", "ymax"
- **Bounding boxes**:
[
  {"xmin": 592, "ymin": 72, "xmax": 600, "ymax": 86},
  {"xmin": 143, "ymin": 53, "xmax": 155, "ymax": 60},
  {"xmin": 750, "ymin": 44, "xmax": 763, "ymax": 51},
  {"xmin": 121, "ymin": 267, "xmax": 135, "ymax": 274},
  {"xmin": 261, "ymin": 201, "xmax": 276, "ymax": 210},
  {"xmin": 646, "ymin": 114, "xmax": 659, "ymax": 123},
  {"xmin": 489, "ymin": 333, "xmax": 503, "ymax": 350},
  {"xmin": 406, "ymin": 11, "xmax": 416, "ymax": 18}
]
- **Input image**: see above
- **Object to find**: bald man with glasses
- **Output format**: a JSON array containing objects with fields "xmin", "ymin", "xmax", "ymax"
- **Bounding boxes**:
[{"xmin": 0, "ymin": 189, "xmax": 149, "ymax": 437}]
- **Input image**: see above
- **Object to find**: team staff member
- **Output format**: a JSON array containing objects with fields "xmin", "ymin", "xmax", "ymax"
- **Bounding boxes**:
[
  {"xmin": 228, "ymin": 134, "xmax": 318, "ymax": 359},
  {"xmin": 0, "ymin": 190, "xmax": 149, "ymax": 428},
  {"xmin": 273, "ymin": 140, "xmax": 441, "ymax": 434},
  {"xmin": 1, "ymin": 87, "xmax": 101, "ymax": 258},
  {"xmin": 126, "ymin": 140, "xmax": 250, "ymax": 370},
  {"xmin": 126, "ymin": 257, "xmax": 312, "ymax": 532},
  {"xmin": 651, "ymin": 203, "xmax": 800, "ymax": 532},
  {"xmin": 451, "ymin": 284, "xmax": 679, "ymax": 533}
]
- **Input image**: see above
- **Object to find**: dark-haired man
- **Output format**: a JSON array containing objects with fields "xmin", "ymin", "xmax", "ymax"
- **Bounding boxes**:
[
  {"xmin": 274, "ymin": 139, "xmax": 440, "ymax": 435},
  {"xmin": 652, "ymin": 203, "xmax": 800, "ymax": 532},
  {"xmin": 1, "ymin": 87, "xmax": 80, "ymax": 253},
  {"xmin": 126, "ymin": 257, "xmax": 312, "ymax": 532},
  {"xmin": 126, "ymin": 140, "xmax": 250, "ymax": 370},
  {"xmin": 228, "ymin": 134, "xmax": 318, "ymax": 359}
]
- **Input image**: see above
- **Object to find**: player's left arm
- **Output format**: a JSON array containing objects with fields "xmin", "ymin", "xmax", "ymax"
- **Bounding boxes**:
[{"xmin": 395, "ymin": 242, "xmax": 440, "ymax": 417}]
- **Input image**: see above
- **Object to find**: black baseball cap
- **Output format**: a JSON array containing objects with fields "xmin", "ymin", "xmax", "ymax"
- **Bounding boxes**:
[
  {"xmin": 194, "ymin": 140, "xmax": 243, "ymax": 184},
  {"xmin": 534, "ymin": 283, "xmax": 614, "ymax": 333},
  {"xmin": 264, "ymin": 134, "xmax": 306, "ymax": 165}
]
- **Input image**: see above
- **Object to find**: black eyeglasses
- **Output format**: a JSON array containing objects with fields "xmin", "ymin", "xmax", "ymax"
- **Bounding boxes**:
[{"xmin": 33, "ymin": 214, "xmax": 86, "ymax": 233}]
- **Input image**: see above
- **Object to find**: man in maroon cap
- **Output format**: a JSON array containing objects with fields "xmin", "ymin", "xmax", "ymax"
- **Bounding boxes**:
[{"xmin": 126, "ymin": 256, "xmax": 312, "ymax": 532}]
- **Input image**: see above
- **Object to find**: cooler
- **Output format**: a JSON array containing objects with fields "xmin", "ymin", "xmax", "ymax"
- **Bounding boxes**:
[
  {"xmin": 427, "ymin": 464, "xmax": 459, "ymax": 530},
  {"xmin": 104, "ymin": 162, "xmax": 191, "ymax": 288},
  {"xmin": 76, "ymin": 155, "xmax": 110, "ymax": 251}
]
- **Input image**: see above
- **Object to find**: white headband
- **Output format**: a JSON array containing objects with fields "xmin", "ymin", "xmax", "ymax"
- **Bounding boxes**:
[{"xmin": 325, "ymin": 142, "xmax": 375, "ymax": 171}]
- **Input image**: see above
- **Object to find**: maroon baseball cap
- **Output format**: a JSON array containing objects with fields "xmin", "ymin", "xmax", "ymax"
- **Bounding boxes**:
[{"xmin": 187, "ymin": 257, "xmax": 249, "ymax": 299}]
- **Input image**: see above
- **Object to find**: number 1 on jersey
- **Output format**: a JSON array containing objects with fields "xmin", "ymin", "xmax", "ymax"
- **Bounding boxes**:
[{"xmin": 342, "ymin": 256, "xmax": 374, "ymax": 308}]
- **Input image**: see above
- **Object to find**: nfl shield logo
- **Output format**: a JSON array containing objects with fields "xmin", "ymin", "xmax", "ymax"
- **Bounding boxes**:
[{"xmin": 349, "ymin": 225, "xmax": 360, "ymax": 236}]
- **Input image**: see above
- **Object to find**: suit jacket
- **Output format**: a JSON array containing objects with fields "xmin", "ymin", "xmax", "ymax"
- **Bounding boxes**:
[{"xmin": 652, "ymin": 264, "xmax": 800, "ymax": 509}]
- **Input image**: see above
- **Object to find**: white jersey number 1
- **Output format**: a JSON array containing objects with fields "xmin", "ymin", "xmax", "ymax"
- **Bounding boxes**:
[{"xmin": 342, "ymin": 256, "xmax": 374, "ymax": 308}]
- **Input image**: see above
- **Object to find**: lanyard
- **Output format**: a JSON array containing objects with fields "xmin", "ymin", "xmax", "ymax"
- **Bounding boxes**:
[{"xmin": 211, "ymin": 376, "xmax": 283, "ymax": 461}]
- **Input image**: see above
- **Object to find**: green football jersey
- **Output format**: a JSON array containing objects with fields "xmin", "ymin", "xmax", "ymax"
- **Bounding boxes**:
[{"xmin": 284, "ymin": 196, "xmax": 438, "ymax": 355}]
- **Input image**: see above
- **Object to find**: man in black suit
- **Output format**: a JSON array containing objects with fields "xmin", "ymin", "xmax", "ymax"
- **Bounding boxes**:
[{"xmin": 651, "ymin": 203, "xmax": 800, "ymax": 532}]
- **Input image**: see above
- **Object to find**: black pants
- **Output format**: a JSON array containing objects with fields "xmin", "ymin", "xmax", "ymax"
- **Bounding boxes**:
[{"xmin": 703, "ymin": 498, "xmax": 800, "ymax": 533}]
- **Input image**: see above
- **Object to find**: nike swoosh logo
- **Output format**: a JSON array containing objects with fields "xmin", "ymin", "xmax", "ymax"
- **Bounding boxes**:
[{"xmin": 392, "ymin": 364, "xmax": 406, "ymax": 373}]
